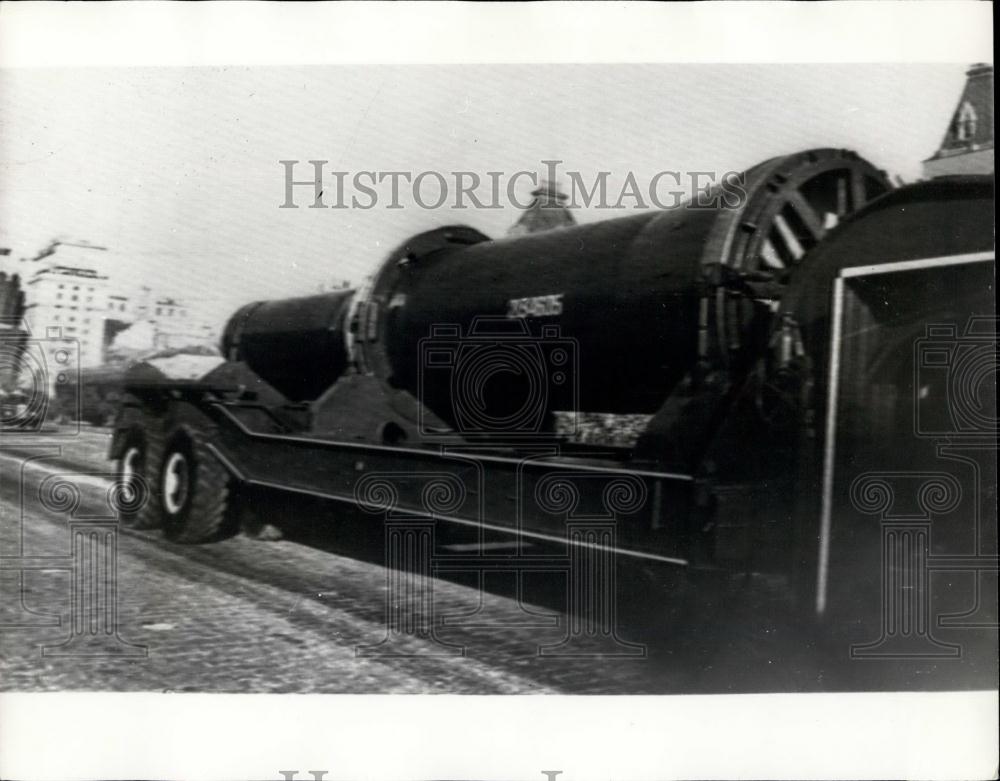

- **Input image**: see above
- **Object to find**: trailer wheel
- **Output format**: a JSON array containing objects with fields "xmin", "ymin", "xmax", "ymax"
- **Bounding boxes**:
[
  {"xmin": 115, "ymin": 426, "xmax": 164, "ymax": 530},
  {"xmin": 158, "ymin": 426, "xmax": 233, "ymax": 544}
]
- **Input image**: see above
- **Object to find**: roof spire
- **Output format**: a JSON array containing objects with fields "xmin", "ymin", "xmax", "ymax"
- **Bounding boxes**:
[
  {"xmin": 507, "ymin": 179, "xmax": 576, "ymax": 237},
  {"xmin": 923, "ymin": 63, "xmax": 994, "ymax": 178}
]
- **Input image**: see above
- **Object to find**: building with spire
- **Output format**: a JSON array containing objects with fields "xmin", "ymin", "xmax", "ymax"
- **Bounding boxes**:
[
  {"xmin": 923, "ymin": 63, "xmax": 994, "ymax": 178},
  {"xmin": 507, "ymin": 179, "xmax": 576, "ymax": 237}
]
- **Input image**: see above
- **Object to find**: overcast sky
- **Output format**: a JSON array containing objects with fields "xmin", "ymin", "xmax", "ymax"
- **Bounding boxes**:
[{"xmin": 0, "ymin": 63, "xmax": 970, "ymax": 330}]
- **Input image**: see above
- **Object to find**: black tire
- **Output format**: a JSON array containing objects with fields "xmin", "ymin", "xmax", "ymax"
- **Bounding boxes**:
[
  {"xmin": 158, "ymin": 425, "xmax": 233, "ymax": 544},
  {"xmin": 114, "ymin": 422, "xmax": 165, "ymax": 530}
]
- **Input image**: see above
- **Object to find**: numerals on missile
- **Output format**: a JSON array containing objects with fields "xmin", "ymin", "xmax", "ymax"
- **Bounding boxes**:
[{"xmin": 506, "ymin": 293, "xmax": 564, "ymax": 318}]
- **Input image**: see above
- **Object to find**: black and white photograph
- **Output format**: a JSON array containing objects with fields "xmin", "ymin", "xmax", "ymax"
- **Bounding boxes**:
[{"xmin": 0, "ymin": 3, "xmax": 996, "ymax": 780}]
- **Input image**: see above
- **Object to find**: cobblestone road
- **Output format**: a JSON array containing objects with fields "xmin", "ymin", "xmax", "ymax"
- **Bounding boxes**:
[
  {"xmin": 0, "ymin": 428, "xmax": 666, "ymax": 693},
  {"xmin": 2, "ymin": 427, "xmax": 994, "ymax": 693}
]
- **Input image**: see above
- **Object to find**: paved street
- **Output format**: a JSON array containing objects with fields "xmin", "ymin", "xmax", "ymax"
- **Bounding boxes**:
[
  {"xmin": 0, "ymin": 428, "xmax": 661, "ymax": 693},
  {"xmin": 1, "ymin": 427, "xmax": 994, "ymax": 693}
]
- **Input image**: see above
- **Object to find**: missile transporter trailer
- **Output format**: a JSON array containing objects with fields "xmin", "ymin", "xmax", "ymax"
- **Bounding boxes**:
[{"xmin": 108, "ymin": 149, "xmax": 996, "ymax": 629}]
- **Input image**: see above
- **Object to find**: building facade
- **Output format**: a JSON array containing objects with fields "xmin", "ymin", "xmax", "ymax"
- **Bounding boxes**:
[
  {"xmin": 923, "ymin": 63, "xmax": 994, "ymax": 178},
  {"xmin": 23, "ymin": 256, "xmax": 111, "ymax": 370},
  {"xmin": 20, "ymin": 243, "xmax": 218, "ymax": 387},
  {"xmin": 146, "ymin": 295, "xmax": 216, "ymax": 350}
]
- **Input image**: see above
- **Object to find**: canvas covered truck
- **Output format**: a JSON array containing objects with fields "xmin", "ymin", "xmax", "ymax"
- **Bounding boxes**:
[{"xmin": 106, "ymin": 150, "xmax": 995, "ymax": 634}]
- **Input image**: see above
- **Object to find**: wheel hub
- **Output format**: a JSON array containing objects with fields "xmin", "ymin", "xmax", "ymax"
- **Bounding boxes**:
[{"xmin": 163, "ymin": 451, "xmax": 190, "ymax": 515}]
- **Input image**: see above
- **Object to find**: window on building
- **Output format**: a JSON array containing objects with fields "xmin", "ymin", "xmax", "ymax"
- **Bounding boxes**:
[
  {"xmin": 156, "ymin": 307, "xmax": 162, "ymax": 316},
  {"xmin": 58, "ymin": 284, "xmax": 65, "ymax": 290},
  {"xmin": 119, "ymin": 303, "xmax": 125, "ymax": 312},
  {"xmin": 108, "ymin": 301, "xmax": 114, "ymax": 310},
  {"xmin": 956, "ymin": 101, "xmax": 978, "ymax": 142},
  {"xmin": 71, "ymin": 295, "xmax": 78, "ymax": 301},
  {"xmin": 73, "ymin": 286, "xmax": 79, "ymax": 291},
  {"xmin": 57, "ymin": 293, "xmax": 63, "ymax": 300}
]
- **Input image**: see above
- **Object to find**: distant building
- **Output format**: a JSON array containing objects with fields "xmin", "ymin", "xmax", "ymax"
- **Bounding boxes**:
[
  {"xmin": 21, "ymin": 243, "xmax": 219, "ymax": 381},
  {"xmin": 105, "ymin": 288, "xmax": 217, "ymax": 359},
  {"xmin": 0, "ymin": 271, "xmax": 25, "ymax": 325},
  {"xmin": 107, "ymin": 292, "xmax": 131, "ymax": 318},
  {"xmin": 23, "ymin": 256, "xmax": 111, "ymax": 370},
  {"xmin": 923, "ymin": 63, "xmax": 994, "ymax": 178},
  {"xmin": 147, "ymin": 295, "xmax": 216, "ymax": 350},
  {"xmin": 507, "ymin": 179, "xmax": 576, "ymax": 237},
  {"xmin": 0, "ymin": 270, "xmax": 28, "ymax": 391}
]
